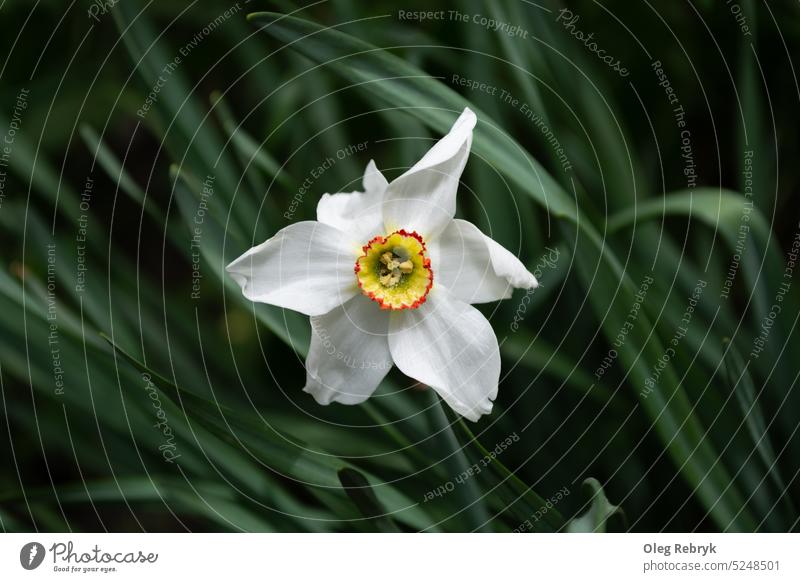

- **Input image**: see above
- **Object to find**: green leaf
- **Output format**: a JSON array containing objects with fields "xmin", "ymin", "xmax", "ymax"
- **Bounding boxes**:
[
  {"xmin": 455, "ymin": 419, "xmax": 565, "ymax": 532},
  {"xmin": 609, "ymin": 188, "xmax": 790, "ymax": 385},
  {"xmin": 503, "ymin": 331, "xmax": 615, "ymax": 407},
  {"xmin": 246, "ymin": 11, "xmax": 576, "ymax": 221},
  {"xmin": 100, "ymin": 330, "xmax": 436, "ymax": 531},
  {"xmin": 565, "ymin": 220, "xmax": 756, "ymax": 531},
  {"xmin": 338, "ymin": 468, "xmax": 401, "ymax": 532},
  {"xmin": 567, "ymin": 478, "xmax": 625, "ymax": 532},
  {"xmin": 79, "ymin": 124, "xmax": 164, "ymax": 224},
  {"xmin": 721, "ymin": 339, "xmax": 794, "ymax": 525}
]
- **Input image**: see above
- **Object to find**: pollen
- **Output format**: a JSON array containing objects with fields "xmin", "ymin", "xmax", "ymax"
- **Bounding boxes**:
[{"xmin": 355, "ymin": 230, "xmax": 433, "ymax": 310}]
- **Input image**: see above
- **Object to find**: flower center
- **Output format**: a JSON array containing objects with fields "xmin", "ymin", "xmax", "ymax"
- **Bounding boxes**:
[{"xmin": 355, "ymin": 230, "xmax": 433, "ymax": 310}]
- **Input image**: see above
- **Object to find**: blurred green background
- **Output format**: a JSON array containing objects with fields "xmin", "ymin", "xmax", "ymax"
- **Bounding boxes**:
[{"xmin": 1, "ymin": 0, "xmax": 799, "ymax": 532}]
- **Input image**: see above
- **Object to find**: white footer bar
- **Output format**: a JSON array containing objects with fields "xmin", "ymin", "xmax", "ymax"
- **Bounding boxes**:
[{"xmin": 1, "ymin": 533, "xmax": 797, "ymax": 581}]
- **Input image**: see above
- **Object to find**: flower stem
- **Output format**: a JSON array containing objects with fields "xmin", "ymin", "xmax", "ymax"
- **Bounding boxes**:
[{"xmin": 427, "ymin": 392, "xmax": 492, "ymax": 532}]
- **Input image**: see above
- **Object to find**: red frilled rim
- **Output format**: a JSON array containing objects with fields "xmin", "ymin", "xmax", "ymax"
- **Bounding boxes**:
[{"xmin": 354, "ymin": 229, "xmax": 433, "ymax": 310}]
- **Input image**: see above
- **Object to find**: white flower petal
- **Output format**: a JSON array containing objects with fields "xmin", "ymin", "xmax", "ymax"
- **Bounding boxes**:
[
  {"xmin": 304, "ymin": 294, "xmax": 392, "ymax": 405},
  {"xmin": 316, "ymin": 160, "xmax": 388, "ymax": 243},
  {"xmin": 383, "ymin": 108, "xmax": 477, "ymax": 239},
  {"xmin": 431, "ymin": 219, "xmax": 538, "ymax": 304},
  {"xmin": 388, "ymin": 286, "xmax": 499, "ymax": 421},
  {"xmin": 226, "ymin": 221, "xmax": 358, "ymax": 316},
  {"xmin": 362, "ymin": 158, "xmax": 389, "ymax": 193}
]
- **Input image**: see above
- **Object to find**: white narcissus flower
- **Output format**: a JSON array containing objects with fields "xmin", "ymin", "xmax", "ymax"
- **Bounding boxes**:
[{"xmin": 227, "ymin": 108, "xmax": 538, "ymax": 421}]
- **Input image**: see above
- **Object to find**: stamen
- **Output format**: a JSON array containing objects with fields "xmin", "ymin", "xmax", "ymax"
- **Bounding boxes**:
[{"xmin": 355, "ymin": 230, "xmax": 433, "ymax": 310}]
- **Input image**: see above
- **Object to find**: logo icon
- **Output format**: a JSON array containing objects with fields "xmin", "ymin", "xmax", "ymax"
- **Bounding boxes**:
[{"xmin": 20, "ymin": 542, "xmax": 46, "ymax": 570}]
